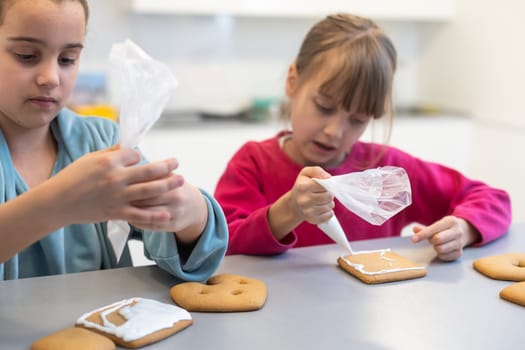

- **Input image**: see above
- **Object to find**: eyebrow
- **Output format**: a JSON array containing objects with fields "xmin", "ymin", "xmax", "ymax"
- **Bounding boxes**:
[{"xmin": 7, "ymin": 36, "xmax": 84, "ymax": 49}]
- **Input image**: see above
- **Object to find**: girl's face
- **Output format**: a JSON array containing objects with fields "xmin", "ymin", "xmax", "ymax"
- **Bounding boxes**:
[
  {"xmin": 0, "ymin": 0, "xmax": 85, "ymax": 133},
  {"xmin": 284, "ymin": 64, "xmax": 372, "ymax": 169}
]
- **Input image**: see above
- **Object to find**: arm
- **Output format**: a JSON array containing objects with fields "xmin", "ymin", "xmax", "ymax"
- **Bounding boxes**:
[
  {"xmin": 214, "ymin": 144, "xmax": 296, "ymax": 255},
  {"xmin": 214, "ymin": 142, "xmax": 333, "ymax": 255},
  {"xmin": 0, "ymin": 147, "xmax": 181, "ymax": 263},
  {"xmin": 401, "ymin": 155, "xmax": 511, "ymax": 261},
  {"xmin": 141, "ymin": 190, "xmax": 228, "ymax": 282},
  {"xmin": 268, "ymin": 166, "xmax": 333, "ymax": 240}
]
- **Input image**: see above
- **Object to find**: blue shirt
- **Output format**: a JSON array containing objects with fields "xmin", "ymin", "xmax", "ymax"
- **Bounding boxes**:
[{"xmin": 0, "ymin": 108, "xmax": 227, "ymax": 281}]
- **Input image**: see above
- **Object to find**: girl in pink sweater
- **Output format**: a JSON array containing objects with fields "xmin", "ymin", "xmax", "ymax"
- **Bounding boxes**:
[{"xmin": 214, "ymin": 13, "xmax": 511, "ymax": 261}]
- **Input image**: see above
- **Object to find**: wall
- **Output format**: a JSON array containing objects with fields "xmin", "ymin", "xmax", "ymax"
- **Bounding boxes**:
[
  {"xmin": 418, "ymin": 0, "xmax": 524, "ymax": 221},
  {"xmin": 83, "ymin": 1, "xmax": 423, "ymax": 113}
]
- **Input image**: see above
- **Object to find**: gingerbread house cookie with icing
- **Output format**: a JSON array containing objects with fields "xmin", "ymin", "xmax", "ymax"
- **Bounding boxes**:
[
  {"xmin": 76, "ymin": 297, "xmax": 192, "ymax": 348},
  {"xmin": 338, "ymin": 249, "xmax": 427, "ymax": 284}
]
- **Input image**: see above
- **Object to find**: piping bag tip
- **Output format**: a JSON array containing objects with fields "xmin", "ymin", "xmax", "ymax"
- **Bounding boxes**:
[
  {"xmin": 108, "ymin": 220, "xmax": 131, "ymax": 263},
  {"xmin": 318, "ymin": 216, "xmax": 354, "ymax": 255}
]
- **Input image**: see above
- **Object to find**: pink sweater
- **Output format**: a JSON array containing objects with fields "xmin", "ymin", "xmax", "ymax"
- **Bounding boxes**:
[{"xmin": 214, "ymin": 132, "xmax": 512, "ymax": 255}]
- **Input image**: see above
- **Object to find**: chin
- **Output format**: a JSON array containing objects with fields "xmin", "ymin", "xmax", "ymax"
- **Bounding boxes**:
[{"xmin": 320, "ymin": 156, "xmax": 345, "ymax": 169}]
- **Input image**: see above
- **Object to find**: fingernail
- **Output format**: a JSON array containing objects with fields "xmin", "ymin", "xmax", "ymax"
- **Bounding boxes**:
[{"xmin": 168, "ymin": 158, "xmax": 178, "ymax": 169}]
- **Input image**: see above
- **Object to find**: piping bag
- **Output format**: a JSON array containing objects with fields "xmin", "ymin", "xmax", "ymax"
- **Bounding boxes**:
[
  {"xmin": 106, "ymin": 39, "xmax": 178, "ymax": 262},
  {"xmin": 318, "ymin": 216, "xmax": 355, "ymax": 254},
  {"xmin": 313, "ymin": 166, "xmax": 412, "ymax": 255}
]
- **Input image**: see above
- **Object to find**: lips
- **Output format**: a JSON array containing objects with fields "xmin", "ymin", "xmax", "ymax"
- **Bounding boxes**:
[
  {"xmin": 29, "ymin": 96, "xmax": 58, "ymax": 108},
  {"xmin": 313, "ymin": 140, "xmax": 337, "ymax": 151}
]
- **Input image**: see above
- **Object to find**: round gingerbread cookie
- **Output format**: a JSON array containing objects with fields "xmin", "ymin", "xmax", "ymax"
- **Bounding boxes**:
[
  {"xmin": 31, "ymin": 327, "xmax": 115, "ymax": 350},
  {"xmin": 500, "ymin": 281, "xmax": 525, "ymax": 307},
  {"xmin": 473, "ymin": 253, "xmax": 525, "ymax": 281},
  {"xmin": 170, "ymin": 273, "xmax": 267, "ymax": 312}
]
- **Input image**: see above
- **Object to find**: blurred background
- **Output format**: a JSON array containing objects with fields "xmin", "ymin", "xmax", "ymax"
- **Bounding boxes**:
[{"xmin": 75, "ymin": 0, "xmax": 525, "ymax": 224}]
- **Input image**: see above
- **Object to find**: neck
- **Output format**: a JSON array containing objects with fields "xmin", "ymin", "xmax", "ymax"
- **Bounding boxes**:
[
  {"xmin": 2, "ymin": 123, "xmax": 58, "ymax": 188},
  {"xmin": 5, "ymin": 126, "xmax": 53, "ymax": 156}
]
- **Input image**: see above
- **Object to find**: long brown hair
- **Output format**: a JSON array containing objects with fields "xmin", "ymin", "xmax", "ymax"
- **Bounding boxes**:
[
  {"xmin": 295, "ymin": 14, "xmax": 396, "ymax": 120},
  {"xmin": 292, "ymin": 14, "xmax": 397, "ymax": 168}
]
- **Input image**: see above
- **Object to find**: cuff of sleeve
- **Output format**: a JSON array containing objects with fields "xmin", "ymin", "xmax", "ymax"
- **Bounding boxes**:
[{"xmin": 142, "ymin": 189, "xmax": 228, "ymax": 282}]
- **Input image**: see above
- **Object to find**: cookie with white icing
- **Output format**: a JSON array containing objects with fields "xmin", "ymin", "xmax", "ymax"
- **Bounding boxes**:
[
  {"xmin": 76, "ymin": 297, "xmax": 192, "ymax": 348},
  {"xmin": 338, "ymin": 249, "xmax": 427, "ymax": 284},
  {"xmin": 170, "ymin": 274, "xmax": 267, "ymax": 312}
]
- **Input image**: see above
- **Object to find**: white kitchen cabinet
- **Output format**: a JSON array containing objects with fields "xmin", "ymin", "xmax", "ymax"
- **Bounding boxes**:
[{"xmin": 129, "ymin": 0, "xmax": 455, "ymax": 21}]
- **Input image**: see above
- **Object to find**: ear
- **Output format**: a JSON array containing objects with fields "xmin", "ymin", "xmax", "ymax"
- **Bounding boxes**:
[{"xmin": 285, "ymin": 63, "xmax": 298, "ymax": 98}]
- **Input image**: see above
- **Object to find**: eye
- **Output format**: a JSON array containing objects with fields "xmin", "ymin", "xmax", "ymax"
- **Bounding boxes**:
[
  {"xmin": 315, "ymin": 101, "xmax": 334, "ymax": 115},
  {"xmin": 59, "ymin": 54, "xmax": 78, "ymax": 66},
  {"xmin": 348, "ymin": 115, "xmax": 370, "ymax": 127},
  {"xmin": 15, "ymin": 52, "xmax": 38, "ymax": 64}
]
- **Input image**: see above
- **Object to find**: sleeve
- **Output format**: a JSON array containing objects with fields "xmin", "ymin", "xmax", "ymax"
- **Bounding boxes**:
[
  {"xmin": 141, "ymin": 190, "xmax": 228, "ymax": 282},
  {"xmin": 399, "ymin": 151, "xmax": 511, "ymax": 246},
  {"xmin": 214, "ymin": 143, "xmax": 297, "ymax": 255}
]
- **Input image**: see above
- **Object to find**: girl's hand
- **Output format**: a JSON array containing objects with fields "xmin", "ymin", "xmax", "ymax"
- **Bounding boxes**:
[
  {"xmin": 48, "ymin": 146, "xmax": 182, "ymax": 226},
  {"xmin": 268, "ymin": 166, "xmax": 333, "ymax": 241},
  {"xmin": 128, "ymin": 180, "xmax": 208, "ymax": 245},
  {"xmin": 290, "ymin": 166, "xmax": 334, "ymax": 225},
  {"xmin": 411, "ymin": 216, "xmax": 480, "ymax": 261}
]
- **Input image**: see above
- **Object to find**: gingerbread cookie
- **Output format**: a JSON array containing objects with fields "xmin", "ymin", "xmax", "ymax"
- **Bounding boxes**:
[
  {"xmin": 473, "ymin": 253, "xmax": 525, "ymax": 281},
  {"xmin": 338, "ymin": 249, "xmax": 427, "ymax": 284},
  {"xmin": 500, "ymin": 281, "xmax": 525, "ymax": 307},
  {"xmin": 31, "ymin": 327, "xmax": 115, "ymax": 350},
  {"xmin": 170, "ymin": 273, "xmax": 267, "ymax": 312},
  {"xmin": 76, "ymin": 297, "xmax": 192, "ymax": 348}
]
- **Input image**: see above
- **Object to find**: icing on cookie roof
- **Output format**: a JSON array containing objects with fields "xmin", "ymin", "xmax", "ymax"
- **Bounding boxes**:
[
  {"xmin": 77, "ymin": 297, "xmax": 191, "ymax": 342},
  {"xmin": 340, "ymin": 249, "xmax": 425, "ymax": 276}
]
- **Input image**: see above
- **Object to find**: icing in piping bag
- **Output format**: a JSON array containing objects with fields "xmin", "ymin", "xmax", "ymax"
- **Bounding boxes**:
[{"xmin": 318, "ymin": 216, "xmax": 354, "ymax": 255}]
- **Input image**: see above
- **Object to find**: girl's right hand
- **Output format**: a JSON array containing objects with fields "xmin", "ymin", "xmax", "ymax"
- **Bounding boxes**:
[
  {"xmin": 268, "ymin": 166, "xmax": 334, "ymax": 241},
  {"xmin": 46, "ymin": 146, "xmax": 182, "ymax": 226},
  {"xmin": 289, "ymin": 166, "xmax": 334, "ymax": 225}
]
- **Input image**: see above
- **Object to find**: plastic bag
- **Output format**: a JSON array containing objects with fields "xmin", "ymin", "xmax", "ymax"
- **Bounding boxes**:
[
  {"xmin": 107, "ymin": 39, "xmax": 178, "ymax": 261},
  {"xmin": 314, "ymin": 166, "xmax": 412, "ymax": 225},
  {"xmin": 109, "ymin": 39, "xmax": 178, "ymax": 149}
]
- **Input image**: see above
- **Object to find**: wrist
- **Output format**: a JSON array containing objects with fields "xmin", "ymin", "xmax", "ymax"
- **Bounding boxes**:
[
  {"xmin": 174, "ymin": 189, "xmax": 208, "ymax": 245},
  {"xmin": 461, "ymin": 219, "xmax": 481, "ymax": 247},
  {"xmin": 268, "ymin": 192, "xmax": 303, "ymax": 241}
]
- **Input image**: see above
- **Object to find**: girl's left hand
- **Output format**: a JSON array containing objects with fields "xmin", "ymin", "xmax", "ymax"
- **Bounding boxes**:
[
  {"xmin": 411, "ymin": 216, "xmax": 480, "ymax": 261},
  {"xmin": 128, "ymin": 179, "xmax": 208, "ymax": 245}
]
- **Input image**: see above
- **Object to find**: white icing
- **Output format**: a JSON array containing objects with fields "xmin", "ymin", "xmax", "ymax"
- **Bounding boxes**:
[
  {"xmin": 340, "ymin": 249, "xmax": 425, "ymax": 275},
  {"xmin": 77, "ymin": 297, "xmax": 191, "ymax": 342}
]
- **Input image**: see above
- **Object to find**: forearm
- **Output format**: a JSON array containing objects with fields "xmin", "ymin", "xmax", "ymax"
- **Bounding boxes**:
[
  {"xmin": 0, "ymin": 184, "xmax": 65, "ymax": 263},
  {"xmin": 228, "ymin": 207, "xmax": 296, "ymax": 255},
  {"xmin": 268, "ymin": 191, "xmax": 303, "ymax": 241},
  {"xmin": 143, "ymin": 192, "xmax": 228, "ymax": 281},
  {"xmin": 452, "ymin": 188, "xmax": 511, "ymax": 245}
]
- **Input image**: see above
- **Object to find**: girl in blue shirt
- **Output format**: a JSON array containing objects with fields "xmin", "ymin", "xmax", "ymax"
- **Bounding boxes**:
[{"xmin": 0, "ymin": 0, "xmax": 227, "ymax": 280}]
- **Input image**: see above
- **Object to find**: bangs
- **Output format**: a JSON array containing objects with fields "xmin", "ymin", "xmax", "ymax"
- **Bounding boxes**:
[{"xmin": 316, "ymin": 36, "xmax": 395, "ymax": 118}]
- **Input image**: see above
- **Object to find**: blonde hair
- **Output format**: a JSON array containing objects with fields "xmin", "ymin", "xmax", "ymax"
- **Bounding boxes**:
[
  {"xmin": 0, "ymin": 0, "xmax": 89, "ymax": 25},
  {"xmin": 294, "ymin": 14, "xmax": 396, "ymax": 120}
]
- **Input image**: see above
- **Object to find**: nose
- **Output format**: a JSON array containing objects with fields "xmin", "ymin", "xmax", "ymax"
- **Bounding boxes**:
[
  {"xmin": 35, "ymin": 60, "xmax": 60, "ymax": 89},
  {"xmin": 323, "ymin": 115, "xmax": 345, "ymax": 139}
]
